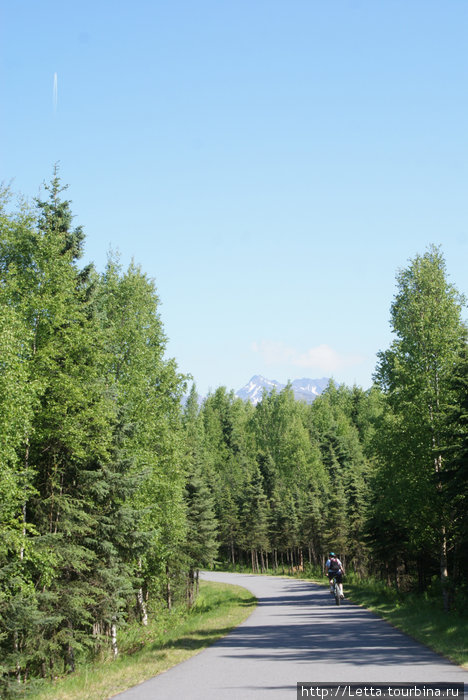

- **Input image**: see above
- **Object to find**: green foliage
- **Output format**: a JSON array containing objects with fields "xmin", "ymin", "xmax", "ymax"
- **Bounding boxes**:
[
  {"xmin": 0, "ymin": 173, "xmax": 188, "ymax": 694},
  {"xmin": 372, "ymin": 246, "xmax": 467, "ymax": 598}
]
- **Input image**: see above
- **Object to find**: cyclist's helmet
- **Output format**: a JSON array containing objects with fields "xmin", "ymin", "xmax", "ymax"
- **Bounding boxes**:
[{"xmin": 329, "ymin": 552, "xmax": 335, "ymax": 557}]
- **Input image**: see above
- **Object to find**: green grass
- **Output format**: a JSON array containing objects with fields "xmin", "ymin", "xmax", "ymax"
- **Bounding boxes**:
[
  {"xmin": 29, "ymin": 581, "xmax": 256, "ymax": 700},
  {"xmin": 341, "ymin": 577, "xmax": 468, "ymax": 669}
]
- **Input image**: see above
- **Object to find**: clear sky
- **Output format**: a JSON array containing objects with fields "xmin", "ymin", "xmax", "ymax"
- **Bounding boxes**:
[{"xmin": 1, "ymin": 1, "xmax": 467, "ymax": 396}]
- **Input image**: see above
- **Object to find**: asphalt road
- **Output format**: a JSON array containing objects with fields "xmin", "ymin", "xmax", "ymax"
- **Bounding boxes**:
[{"xmin": 114, "ymin": 571, "xmax": 467, "ymax": 699}]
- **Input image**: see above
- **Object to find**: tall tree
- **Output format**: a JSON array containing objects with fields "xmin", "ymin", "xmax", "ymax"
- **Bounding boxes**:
[
  {"xmin": 100, "ymin": 256, "xmax": 187, "ymax": 617},
  {"xmin": 374, "ymin": 246, "xmax": 466, "ymax": 606},
  {"xmin": 182, "ymin": 385, "xmax": 218, "ymax": 603},
  {"xmin": 240, "ymin": 467, "xmax": 270, "ymax": 572}
]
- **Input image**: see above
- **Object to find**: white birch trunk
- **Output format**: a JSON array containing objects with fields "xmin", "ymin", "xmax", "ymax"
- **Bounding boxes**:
[
  {"xmin": 111, "ymin": 621, "xmax": 118, "ymax": 658},
  {"xmin": 136, "ymin": 558, "xmax": 148, "ymax": 624},
  {"xmin": 137, "ymin": 588, "xmax": 148, "ymax": 626}
]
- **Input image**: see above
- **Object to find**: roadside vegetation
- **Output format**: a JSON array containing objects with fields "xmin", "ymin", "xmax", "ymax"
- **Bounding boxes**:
[
  {"xmin": 30, "ymin": 581, "xmax": 256, "ymax": 700},
  {"xmin": 344, "ymin": 575, "xmax": 468, "ymax": 669}
]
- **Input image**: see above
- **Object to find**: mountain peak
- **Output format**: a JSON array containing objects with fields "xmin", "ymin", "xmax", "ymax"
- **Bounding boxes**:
[{"xmin": 237, "ymin": 376, "xmax": 330, "ymax": 405}]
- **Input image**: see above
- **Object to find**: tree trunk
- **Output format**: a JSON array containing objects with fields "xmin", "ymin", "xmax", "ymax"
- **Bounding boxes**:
[
  {"xmin": 137, "ymin": 558, "xmax": 148, "ymax": 624},
  {"xmin": 393, "ymin": 565, "xmax": 399, "ymax": 593},
  {"xmin": 431, "ymin": 373, "xmax": 449, "ymax": 611},
  {"xmin": 187, "ymin": 568, "xmax": 195, "ymax": 607},
  {"xmin": 111, "ymin": 620, "xmax": 118, "ymax": 658},
  {"xmin": 137, "ymin": 587, "xmax": 148, "ymax": 625},
  {"xmin": 433, "ymin": 448, "xmax": 449, "ymax": 609},
  {"xmin": 259, "ymin": 550, "xmax": 265, "ymax": 573},
  {"xmin": 440, "ymin": 523, "xmax": 449, "ymax": 611},
  {"xmin": 93, "ymin": 621, "xmax": 102, "ymax": 653},
  {"xmin": 67, "ymin": 644, "xmax": 75, "ymax": 673}
]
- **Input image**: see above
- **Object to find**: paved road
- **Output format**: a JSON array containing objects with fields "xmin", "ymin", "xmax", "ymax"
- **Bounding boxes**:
[{"xmin": 115, "ymin": 571, "xmax": 467, "ymax": 699}]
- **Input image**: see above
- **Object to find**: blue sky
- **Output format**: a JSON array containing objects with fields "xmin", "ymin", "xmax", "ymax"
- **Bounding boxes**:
[{"xmin": 2, "ymin": 1, "xmax": 467, "ymax": 395}]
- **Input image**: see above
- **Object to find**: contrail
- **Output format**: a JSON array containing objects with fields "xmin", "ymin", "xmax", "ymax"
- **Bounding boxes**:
[{"xmin": 53, "ymin": 72, "xmax": 58, "ymax": 112}]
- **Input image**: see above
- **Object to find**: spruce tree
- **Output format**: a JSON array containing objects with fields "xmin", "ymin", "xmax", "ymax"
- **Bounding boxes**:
[
  {"xmin": 240, "ymin": 467, "xmax": 269, "ymax": 572},
  {"xmin": 185, "ymin": 464, "xmax": 218, "ymax": 604}
]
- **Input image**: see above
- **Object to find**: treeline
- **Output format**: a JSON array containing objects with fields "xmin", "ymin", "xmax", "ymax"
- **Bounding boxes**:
[
  {"xmin": 185, "ymin": 379, "xmax": 376, "ymax": 576},
  {"xmin": 0, "ymin": 174, "xmax": 467, "ymax": 693}
]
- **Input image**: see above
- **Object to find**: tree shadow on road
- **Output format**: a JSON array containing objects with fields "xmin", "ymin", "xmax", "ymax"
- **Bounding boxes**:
[{"xmin": 197, "ymin": 585, "xmax": 459, "ymax": 669}]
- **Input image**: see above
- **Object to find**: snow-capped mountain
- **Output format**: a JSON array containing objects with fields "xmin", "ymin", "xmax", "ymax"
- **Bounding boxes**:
[
  {"xmin": 236, "ymin": 375, "xmax": 283, "ymax": 405},
  {"xmin": 236, "ymin": 375, "xmax": 331, "ymax": 405}
]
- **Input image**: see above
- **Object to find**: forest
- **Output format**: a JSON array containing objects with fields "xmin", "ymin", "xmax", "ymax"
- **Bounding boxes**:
[{"xmin": 0, "ymin": 175, "xmax": 467, "ymax": 693}]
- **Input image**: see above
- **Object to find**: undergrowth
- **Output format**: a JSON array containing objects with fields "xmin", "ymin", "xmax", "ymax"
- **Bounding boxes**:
[{"xmin": 342, "ymin": 575, "xmax": 468, "ymax": 668}]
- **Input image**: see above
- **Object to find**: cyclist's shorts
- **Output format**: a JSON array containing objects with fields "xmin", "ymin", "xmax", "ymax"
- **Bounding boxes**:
[{"xmin": 328, "ymin": 570, "xmax": 343, "ymax": 583}]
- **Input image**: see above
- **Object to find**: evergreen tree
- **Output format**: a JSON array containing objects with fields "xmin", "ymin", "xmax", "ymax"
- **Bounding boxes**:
[
  {"xmin": 182, "ymin": 383, "xmax": 218, "ymax": 603},
  {"xmin": 25, "ymin": 175, "xmax": 122, "ymax": 674},
  {"xmin": 240, "ymin": 467, "xmax": 269, "ymax": 572},
  {"xmin": 184, "ymin": 465, "xmax": 218, "ymax": 605}
]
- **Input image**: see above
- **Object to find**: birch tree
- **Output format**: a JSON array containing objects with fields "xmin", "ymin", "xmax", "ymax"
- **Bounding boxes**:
[{"xmin": 375, "ymin": 246, "xmax": 466, "ymax": 607}]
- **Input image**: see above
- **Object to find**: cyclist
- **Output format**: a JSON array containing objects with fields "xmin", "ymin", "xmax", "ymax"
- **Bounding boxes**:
[{"xmin": 326, "ymin": 552, "xmax": 345, "ymax": 599}]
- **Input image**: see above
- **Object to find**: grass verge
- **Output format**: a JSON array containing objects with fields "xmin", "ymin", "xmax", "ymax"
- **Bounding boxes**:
[
  {"xmin": 30, "ymin": 581, "xmax": 256, "ymax": 700},
  {"xmin": 342, "ymin": 578, "xmax": 468, "ymax": 669}
]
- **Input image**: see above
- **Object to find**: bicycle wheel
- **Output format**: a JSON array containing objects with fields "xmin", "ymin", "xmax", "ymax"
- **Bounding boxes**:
[{"xmin": 334, "ymin": 581, "xmax": 341, "ymax": 606}]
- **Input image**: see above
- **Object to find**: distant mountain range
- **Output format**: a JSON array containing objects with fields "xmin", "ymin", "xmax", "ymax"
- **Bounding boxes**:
[{"xmin": 236, "ymin": 375, "xmax": 331, "ymax": 405}]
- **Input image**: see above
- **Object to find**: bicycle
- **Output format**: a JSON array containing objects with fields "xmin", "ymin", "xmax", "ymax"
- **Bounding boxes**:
[{"xmin": 331, "ymin": 575, "xmax": 341, "ymax": 606}]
